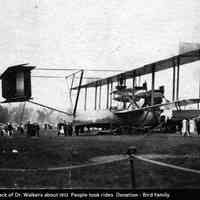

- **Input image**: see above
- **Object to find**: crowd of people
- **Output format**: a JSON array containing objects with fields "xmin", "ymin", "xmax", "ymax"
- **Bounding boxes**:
[
  {"xmin": 159, "ymin": 116, "xmax": 200, "ymax": 136},
  {"xmin": 0, "ymin": 122, "xmax": 14, "ymax": 136},
  {"xmin": 57, "ymin": 121, "xmax": 73, "ymax": 136},
  {"xmin": 0, "ymin": 121, "xmax": 40, "ymax": 137},
  {"xmin": 25, "ymin": 121, "xmax": 40, "ymax": 137},
  {"xmin": 1, "ymin": 118, "xmax": 200, "ymax": 137},
  {"xmin": 0, "ymin": 120, "xmax": 74, "ymax": 137}
]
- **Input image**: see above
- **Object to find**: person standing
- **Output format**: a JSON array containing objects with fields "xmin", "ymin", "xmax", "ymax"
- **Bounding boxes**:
[
  {"xmin": 7, "ymin": 123, "xmax": 14, "ymax": 136},
  {"xmin": 68, "ymin": 123, "xmax": 73, "ymax": 136},
  {"xmin": 35, "ymin": 123, "xmax": 40, "ymax": 137},
  {"xmin": 60, "ymin": 125, "xmax": 64, "ymax": 135},
  {"xmin": 63, "ymin": 121, "xmax": 68, "ymax": 137},
  {"xmin": 17, "ymin": 123, "xmax": 24, "ymax": 135},
  {"xmin": 26, "ymin": 121, "xmax": 31, "ymax": 137},
  {"xmin": 57, "ymin": 122, "xmax": 64, "ymax": 136},
  {"xmin": 195, "ymin": 118, "xmax": 200, "ymax": 135},
  {"xmin": 186, "ymin": 118, "xmax": 190, "ymax": 136},
  {"xmin": 182, "ymin": 118, "xmax": 190, "ymax": 136},
  {"xmin": 57, "ymin": 123, "xmax": 61, "ymax": 136},
  {"xmin": 189, "ymin": 119, "xmax": 197, "ymax": 135}
]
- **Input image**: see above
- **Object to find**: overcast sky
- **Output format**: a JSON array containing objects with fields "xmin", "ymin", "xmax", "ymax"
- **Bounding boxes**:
[{"xmin": 0, "ymin": 0, "xmax": 200, "ymax": 111}]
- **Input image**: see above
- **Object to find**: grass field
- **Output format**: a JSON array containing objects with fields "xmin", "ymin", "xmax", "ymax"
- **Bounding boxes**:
[{"xmin": 0, "ymin": 130, "xmax": 200, "ymax": 189}]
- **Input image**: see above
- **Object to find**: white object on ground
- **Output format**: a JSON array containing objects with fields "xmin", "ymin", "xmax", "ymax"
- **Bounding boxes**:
[{"xmin": 12, "ymin": 149, "xmax": 18, "ymax": 153}]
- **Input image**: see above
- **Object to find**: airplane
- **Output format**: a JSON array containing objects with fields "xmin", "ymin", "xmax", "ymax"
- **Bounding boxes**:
[
  {"xmin": 0, "ymin": 49, "xmax": 200, "ymax": 135},
  {"xmin": 70, "ymin": 48, "xmax": 200, "ymax": 134}
]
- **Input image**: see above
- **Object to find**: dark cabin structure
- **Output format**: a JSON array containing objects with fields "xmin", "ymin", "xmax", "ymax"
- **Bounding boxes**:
[{"xmin": 0, "ymin": 63, "xmax": 35, "ymax": 103}]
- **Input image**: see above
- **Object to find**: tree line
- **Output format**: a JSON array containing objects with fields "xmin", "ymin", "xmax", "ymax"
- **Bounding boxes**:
[{"xmin": 0, "ymin": 103, "xmax": 69, "ymax": 124}]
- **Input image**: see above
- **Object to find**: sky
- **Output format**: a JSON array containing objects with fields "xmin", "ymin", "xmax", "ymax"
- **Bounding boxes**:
[{"xmin": 0, "ymin": 0, "xmax": 200, "ymax": 112}]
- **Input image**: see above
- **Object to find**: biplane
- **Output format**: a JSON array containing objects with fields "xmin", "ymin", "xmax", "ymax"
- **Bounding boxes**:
[
  {"xmin": 0, "ymin": 49, "xmax": 200, "ymax": 135},
  {"xmin": 70, "ymin": 49, "xmax": 200, "ymax": 134}
]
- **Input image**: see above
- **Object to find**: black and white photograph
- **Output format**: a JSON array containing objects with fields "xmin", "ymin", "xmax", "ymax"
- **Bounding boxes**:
[{"xmin": 0, "ymin": 0, "xmax": 200, "ymax": 197}]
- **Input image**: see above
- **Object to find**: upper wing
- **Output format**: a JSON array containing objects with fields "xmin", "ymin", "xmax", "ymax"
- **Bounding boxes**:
[{"xmin": 72, "ymin": 49, "xmax": 200, "ymax": 89}]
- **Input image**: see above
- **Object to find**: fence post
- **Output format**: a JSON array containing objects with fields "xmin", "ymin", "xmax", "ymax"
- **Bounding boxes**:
[
  {"xmin": 68, "ymin": 168, "xmax": 72, "ymax": 188},
  {"xmin": 127, "ymin": 146, "xmax": 137, "ymax": 189}
]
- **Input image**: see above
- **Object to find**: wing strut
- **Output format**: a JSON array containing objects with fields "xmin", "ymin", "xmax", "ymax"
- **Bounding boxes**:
[{"xmin": 73, "ymin": 70, "xmax": 84, "ymax": 117}]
